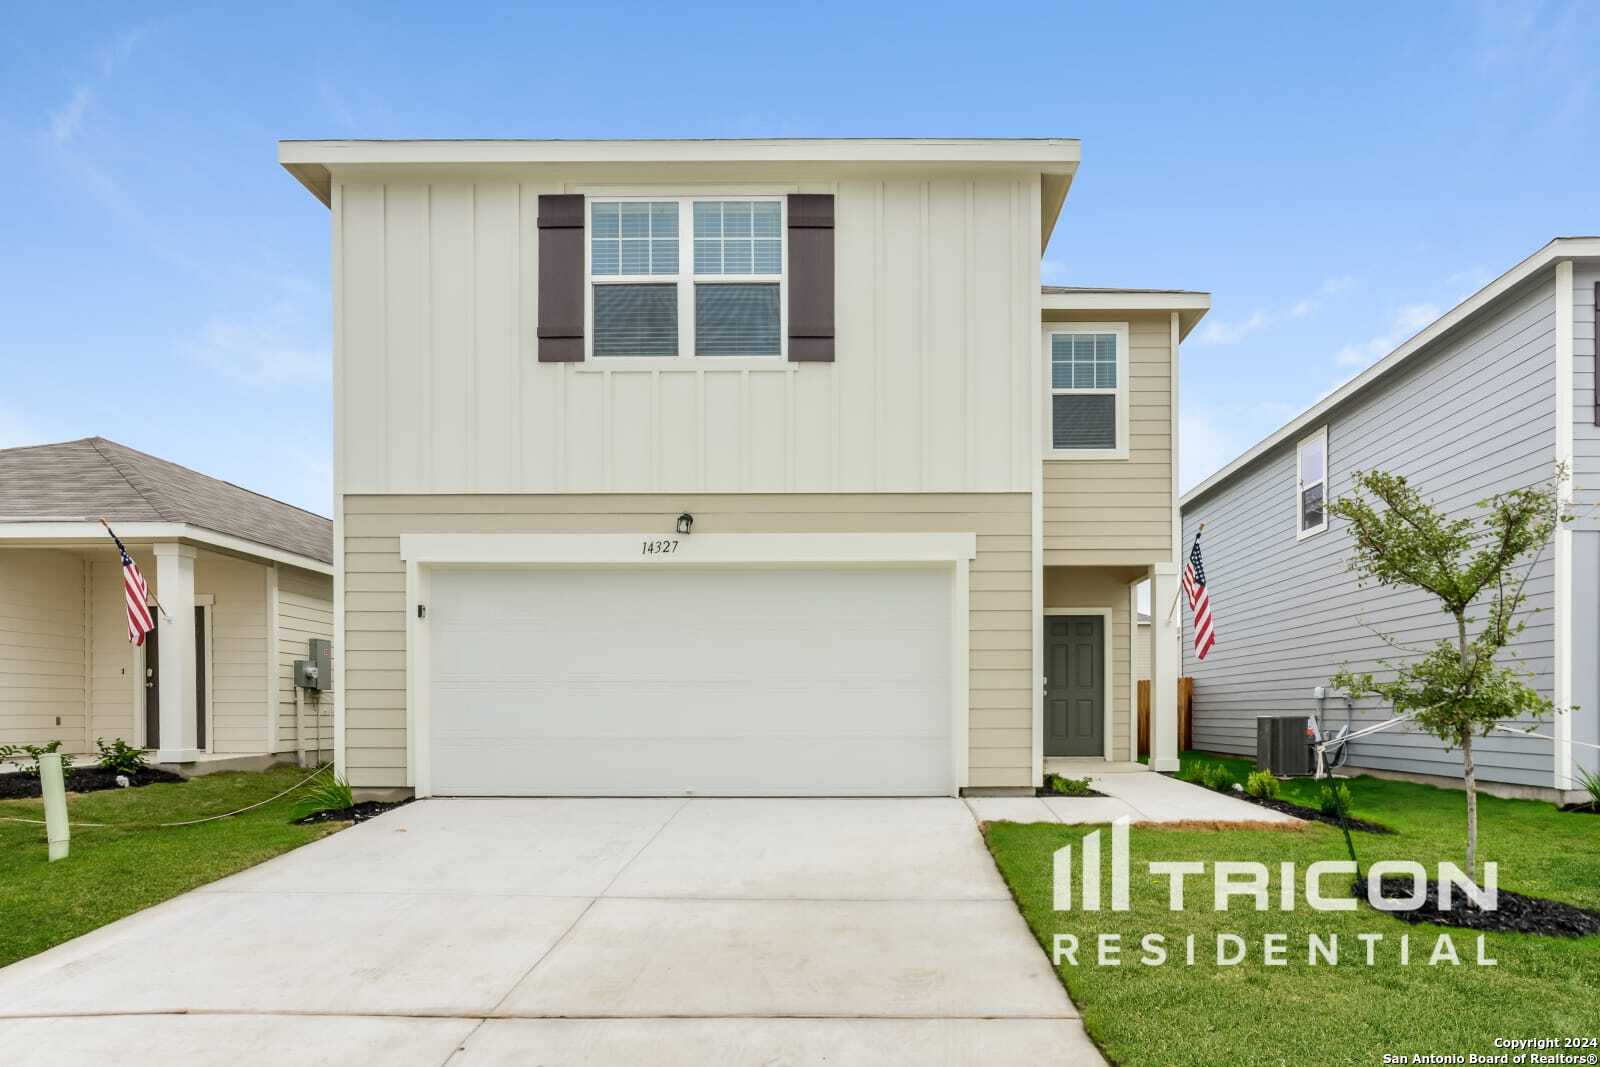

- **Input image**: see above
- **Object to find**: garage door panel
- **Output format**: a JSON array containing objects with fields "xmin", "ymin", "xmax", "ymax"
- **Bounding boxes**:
[{"xmin": 428, "ymin": 567, "xmax": 953, "ymax": 796}]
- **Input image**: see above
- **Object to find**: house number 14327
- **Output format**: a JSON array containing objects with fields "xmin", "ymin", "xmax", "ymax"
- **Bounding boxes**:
[{"xmin": 641, "ymin": 539, "xmax": 679, "ymax": 555}]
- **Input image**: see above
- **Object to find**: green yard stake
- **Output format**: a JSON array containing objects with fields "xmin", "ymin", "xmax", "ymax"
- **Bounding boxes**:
[{"xmin": 40, "ymin": 752, "xmax": 70, "ymax": 862}]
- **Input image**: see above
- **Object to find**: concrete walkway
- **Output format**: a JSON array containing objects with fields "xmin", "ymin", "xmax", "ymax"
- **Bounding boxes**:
[
  {"xmin": 968, "ymin": 765, "xmax": 1302, "ymax": 826},
  {"xmin": 0, "ymin": 798, "xmax": 1102, "ymax": 1066}
]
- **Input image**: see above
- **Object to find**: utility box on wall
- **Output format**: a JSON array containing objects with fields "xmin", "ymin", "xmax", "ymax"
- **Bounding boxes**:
[{"xmin": 293, "ymin": 638, "xmax": 333, "ymax": 692}]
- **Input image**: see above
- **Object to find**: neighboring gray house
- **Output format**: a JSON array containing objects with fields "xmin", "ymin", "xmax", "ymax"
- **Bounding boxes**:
[{"xmin": 1180, "ymin": 238, "xmax": 1600, "ymax": 803}]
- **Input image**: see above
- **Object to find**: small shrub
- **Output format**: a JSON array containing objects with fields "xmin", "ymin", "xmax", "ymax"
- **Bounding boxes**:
[
  {"xmin": 95, "ymin": 737, "xmax": 149, "ymax": 776},
  {"xmin": 288, "ymin": 772, "xmax": 355, "ymax": 821},
  {"xmin": 1576, "ymin": 765, "xmax": 1600, "ymax": 809},
  {"xmin": 1318, "ymin": 782, "xmax": 1354, "ymax": 818},
  {"xmin": 1245, "ymin": 769, "xmax": 1281, "ymax": 801},
  {"xmin": 1176, "ymin": 762, "xmax": 1206, "ymax": 784},
  {"xmin": 1049, "ymin": 774, "xmax": 1095, "ymax": 797},
  {"xmin": 1199, "ymin": 763, "xmax": 1236, "ymax": 793},
  {"xmin": 0, "ymin": 741, "xmax": 74, "ymax": 777}
]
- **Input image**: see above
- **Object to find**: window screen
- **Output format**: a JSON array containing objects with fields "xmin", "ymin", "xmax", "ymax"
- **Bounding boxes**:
[
  {"xmin": 593, "ymin": 284, "xmax": 677, "ymax": 357},
  {"xmin": 694, "ymin": 201, "xmax": 782, "ymax": 276},
  {"xmin": 591, "ymin": 202, "xmax": 678, "ymax": 277},
  {"xmin": 696, "ymin": 283, "xmax": 780, "ymax": 356},
  {"xmin": 1052, "ymin": 394, "xmax": 1116, "ymax": 450},
  {"xmin": 1051, "ymin": 333, "xmax": 1117, "ymax": 388}
]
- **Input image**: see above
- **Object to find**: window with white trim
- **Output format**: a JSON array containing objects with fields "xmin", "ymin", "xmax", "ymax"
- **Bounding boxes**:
[
  {"xmin": 589, "ymin": 197, "xmax": 784, "ymax": 358},
  {"xmin": 1046, "ymin": 324, "xmax": 1129, "ymax": 458},
  {"xmin": 1296, "ymin": 427, "xmax": 1328, "ymax": 538}
]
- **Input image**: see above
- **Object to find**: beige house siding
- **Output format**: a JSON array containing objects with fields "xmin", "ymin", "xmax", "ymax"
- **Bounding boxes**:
[
  {"xmin": 334, "ymin": 173, "xmax": 1041, "ymax": 497},
  {"xmin": 1043, "ymin": 311, "xmax": 1174, "ymax": 564},
  {"xmin": 1134, "ymin": 621, "xmax": 1151, "ymax": 682},
  {"xmin": 1043, "ymin": 567, "xmax": 1134, "ymax": 760},
  {"xmin": 195, "ymin": 552, "xmax": 268, "ymax": 754},
  {"xmin": 0, "ymin": 549, "xmax": 88, "ymax": 749},
  {"xmin": 276, "ymin": 565, "xmax": 335, "ymax": 756},
  {"xmin": 341, "ymin": 492, "xmax": 1033, "ymax": 791}
]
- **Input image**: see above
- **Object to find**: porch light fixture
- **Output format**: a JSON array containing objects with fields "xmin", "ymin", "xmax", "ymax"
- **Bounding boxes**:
[{"xmin": 676, "ymin": 512, "xmax": 694, "ymax": 535}]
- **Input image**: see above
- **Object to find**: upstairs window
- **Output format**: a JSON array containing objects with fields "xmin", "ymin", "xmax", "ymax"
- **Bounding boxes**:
[
  {"xmin": 589, "ymin": 197, "xmax": 784, "ymax": 358},
  {"xmin": 1297, "ymin": 427, "xmax": 1328, "ymax": 538},
  {"xmin": 1046, "ymin": 324, "xmax": 1129, "ymax": 459}
]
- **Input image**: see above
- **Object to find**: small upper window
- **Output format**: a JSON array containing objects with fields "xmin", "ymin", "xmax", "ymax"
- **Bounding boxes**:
[
  {"xmin": 1297, "ymin": 428, "xmax": 1328, "ymax": 538},
  {"xmin": 1047, "ymin": 325, "xmax": 1129, "ymax": 458}
]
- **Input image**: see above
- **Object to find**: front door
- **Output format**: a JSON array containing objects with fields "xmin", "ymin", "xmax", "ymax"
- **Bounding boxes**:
[
  {"xmin": 1044, "ymin": 615, "xmax": 1105, "ymax": 757},
  {"xmin": 141, "ymin": 607, "xmax": 208, "ymax": 751}
]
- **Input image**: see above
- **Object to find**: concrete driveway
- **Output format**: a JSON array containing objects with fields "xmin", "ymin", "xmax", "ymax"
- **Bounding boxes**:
[{"xmin": 0, "ymin": 798, "xmax": 1100, "ymax": 1066}]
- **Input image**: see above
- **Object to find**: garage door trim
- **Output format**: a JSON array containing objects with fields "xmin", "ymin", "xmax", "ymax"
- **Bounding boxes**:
[{"xmin": 398, "ymin": 532, "xmax": 977, "ymax": 797}]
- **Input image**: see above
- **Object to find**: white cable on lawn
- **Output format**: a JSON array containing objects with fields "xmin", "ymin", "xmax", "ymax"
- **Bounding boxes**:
[
  {"xmin": 0, "ymin": 763, "xmax": 335, "ymax": 831},
  {"xmin": 1310, "ymin": 711, "xmax": 1419, "ymax": 779}
]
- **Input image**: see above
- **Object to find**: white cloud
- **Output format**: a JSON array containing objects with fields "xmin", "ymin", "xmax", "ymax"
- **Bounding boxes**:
[
  {"xmin": 46, "ymin": 28, "xmax": 145, "ymax": 146},
  {"xmin": 1180, "ymin": 399, "xmax": 1303, "ymax": 493},
  {"xmin": 1194, "ymin": 275, "xmax": 1356, "ymax": 346},
  {"xmin": 1333, "ymin": 302, "xmax": 1441, "ymax": 368},
  {"xmin": 189, "ymin": 298, "xmax": 330, "ymax": 388}
]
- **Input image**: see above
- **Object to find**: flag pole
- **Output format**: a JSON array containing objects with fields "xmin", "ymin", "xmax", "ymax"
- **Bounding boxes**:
[
  {"xmin": 100, "ymin": 516, "xmax": 173, "ymax": 623},
  {"xmin": 1167, "ymin": 522, "xmax": 1203, "ymax": 623}
]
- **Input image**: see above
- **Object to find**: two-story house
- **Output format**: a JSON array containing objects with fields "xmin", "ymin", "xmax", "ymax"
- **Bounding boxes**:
[
  {"xmin": 279, "ymin": 138, "xmax": 1207, "ymax": 798},
  {"xmin": 1180, "ymin": 238, "xmax": 1600, "ymax": 804}
]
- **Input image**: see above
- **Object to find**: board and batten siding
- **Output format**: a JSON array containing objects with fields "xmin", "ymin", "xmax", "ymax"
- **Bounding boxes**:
[
  {"xmin": 340, "ymin": 493, "xmax": 1033, "ymax": 791},
  {"xmin": 0, "ymin": 549, "xmax": 88, "ymax": 749},
  {"xmin": 334, "ymin": 175, "xmax": 1040, "ymax": 498},
  {"xmin": 275, "ymin": 565, "xmax": 335, "ymax": 756},
  {"xmin": 1182, "ymin": 275, "xmax": 1559, "ymax": 787},
  {"xmin": 1043, "ymin": 311, "xmax": 1175, "ymax": 564},
  {"xmin": 1566, "ymin": 263, "xmax": 1600, "ymax": 778}
]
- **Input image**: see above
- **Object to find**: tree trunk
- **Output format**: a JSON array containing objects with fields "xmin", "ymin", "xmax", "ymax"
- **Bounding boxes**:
[
  {"xmin": 1457, "ymin": 611, "xmax": 1477, "ymax": 876},
  {"xmin": 1462, "ymin": 731, "xmax": 1478, "ymax": 876}
]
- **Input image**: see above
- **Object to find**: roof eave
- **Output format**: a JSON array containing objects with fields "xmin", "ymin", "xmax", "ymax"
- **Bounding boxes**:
[{"xmin": 1042, "ymin": 289, "xmax": 1212, "ymax": 338}]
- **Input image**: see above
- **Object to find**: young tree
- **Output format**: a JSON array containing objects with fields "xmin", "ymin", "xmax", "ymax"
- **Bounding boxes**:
[{"xmin": 1329, "ymin": 468, "xmax": 1567, "ymax": 876}]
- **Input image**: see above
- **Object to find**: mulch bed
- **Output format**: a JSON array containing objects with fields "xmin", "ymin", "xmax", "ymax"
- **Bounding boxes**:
[
  {"xmin": 294, "ymin": 798, "xmax": 413, "ymax": 825},
  {"xmin": 1366, "ymin": 876, "xmax": 1600, "ymax": 938},
  {"xmin": 0, "ymin": 766, "xmax": 184, "ymax": 800},
  {"xmin": 1560, "ymin": 802, "xmax": 1600, "ymax": 816},
  {"xmin": 1240, "ymin": 794, "xmax": 1396, "ymax": 834}
]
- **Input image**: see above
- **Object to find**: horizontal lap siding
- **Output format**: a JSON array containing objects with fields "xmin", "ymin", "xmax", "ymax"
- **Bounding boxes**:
[
  {"xmin": 0, "ymin": 550, "xmax": 87, "ymax": 750},
  {"xmin": 1044, "ymin": 312, "xmax": 1174, "ymax": 562},
  {"xmin": 195, "ymin": 553, "xmax": 269, "ymax": 754},
  {"xmin": 1182, "ymin": 277, "xmax": 1559, "ymax": 787},
  {"xmin": 276, "ymin": 566, "xmax": 335, "ymax": 756},
  {"xmin": 341, "ymin": 493, "xmax": 1032, "ymax": 790}
]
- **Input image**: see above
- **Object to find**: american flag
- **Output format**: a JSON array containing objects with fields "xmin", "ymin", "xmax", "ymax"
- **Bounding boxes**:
[
  {"xmin": 1183, "ymin": 529, "xmax": 1215, "ymax": 660},
  {"xmin": 106, "ymin": 524, "xmax": 155, "ymax": 645}
]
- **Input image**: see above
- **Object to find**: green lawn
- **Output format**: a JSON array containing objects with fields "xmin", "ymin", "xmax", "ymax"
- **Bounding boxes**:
[
  {"xmin": 0, "ymin": 765, "xmax": 338, "ymax": 968},
  {"xmin": 986, "ymin": 753, "xmax": 1600, "ymax": 1066}
]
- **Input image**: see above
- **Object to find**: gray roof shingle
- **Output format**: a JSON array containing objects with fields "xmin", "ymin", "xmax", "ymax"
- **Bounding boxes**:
[{"xmin": 0, "ymin": 438, "xmax": 332, "ymax": 565}]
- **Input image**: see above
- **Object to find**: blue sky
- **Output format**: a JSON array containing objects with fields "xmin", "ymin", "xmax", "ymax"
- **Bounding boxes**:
[{"xmin": 2, "ymin": 2, "xmax": 1593, "ymax": 516}]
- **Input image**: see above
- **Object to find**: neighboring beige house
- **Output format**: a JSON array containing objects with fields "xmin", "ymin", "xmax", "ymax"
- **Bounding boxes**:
[
  {"xmin": 1134, "ymin": 612, "xmax": 1151, "ymax": 682},
  {"xmin": 0, "ymin": 438, "xmax": 334, "ymax": 770},
  {"xmin": 280, "ymin": 137, "xmax": 1203, "ymax": 797}
]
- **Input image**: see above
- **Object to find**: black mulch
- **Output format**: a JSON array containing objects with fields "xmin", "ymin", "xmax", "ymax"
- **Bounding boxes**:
[
  {"xmin": 1241, "ymin": 794, "xmax": 1395, "ymax": 834},
  {"xmin": 1560, "ymin": 802, "xmax": 1600, "ymax": 816},
  {"xmin": 294, "ymin": 798, "xmax": 414, "ymax": 825},
  {"xmin": 1366, "ymin": 876, "xmax": 1600, "ymax": 938},
  {"xmin": 0, "ymin": 766, "xmax": 184, "ymax": 799}
]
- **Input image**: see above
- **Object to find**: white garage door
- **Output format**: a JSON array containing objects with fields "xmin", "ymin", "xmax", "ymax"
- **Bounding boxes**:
[{"xmin": 427, "ymin": 566, "xmax": 953, "ymax": 796}]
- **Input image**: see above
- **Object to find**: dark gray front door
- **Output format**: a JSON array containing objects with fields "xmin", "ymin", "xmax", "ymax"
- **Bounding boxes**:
[
  {"xmin": 142, "ymin": 608, "xmax": 208, "ymax": 751},
  {"xmin": 1044, "ymin": 615, "xmax": 1105, "ymax": 757}
]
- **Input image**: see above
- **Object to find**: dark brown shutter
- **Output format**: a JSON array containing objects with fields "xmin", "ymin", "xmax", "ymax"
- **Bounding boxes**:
[
  {"xmin": 787, "ymin": 194, "xmax": 835, "ymax": 362},
  {"xmin": 537, "ymin": 194, "xmax": 585, "ymax": 362}
]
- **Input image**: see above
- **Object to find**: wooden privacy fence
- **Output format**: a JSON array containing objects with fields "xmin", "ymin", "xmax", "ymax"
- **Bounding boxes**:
[{"xmin": 1137, "ymin": 676, "xmax": 1194, "ymax": 757}]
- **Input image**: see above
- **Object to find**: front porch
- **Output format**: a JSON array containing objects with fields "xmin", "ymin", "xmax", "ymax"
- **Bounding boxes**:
[{"xmin": 1041, "ymin": 563, "xmax": 1182, "ymax": 774}]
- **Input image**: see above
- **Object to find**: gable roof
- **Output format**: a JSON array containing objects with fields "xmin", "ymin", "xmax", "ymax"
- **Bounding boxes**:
[
  {"xmin": 1181, "ymin": 236, "xmax": 1600, "ymax": 510},
  {"xmin": 0, "ymin": 438, "xmax": 332, "ymax": 565}
]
